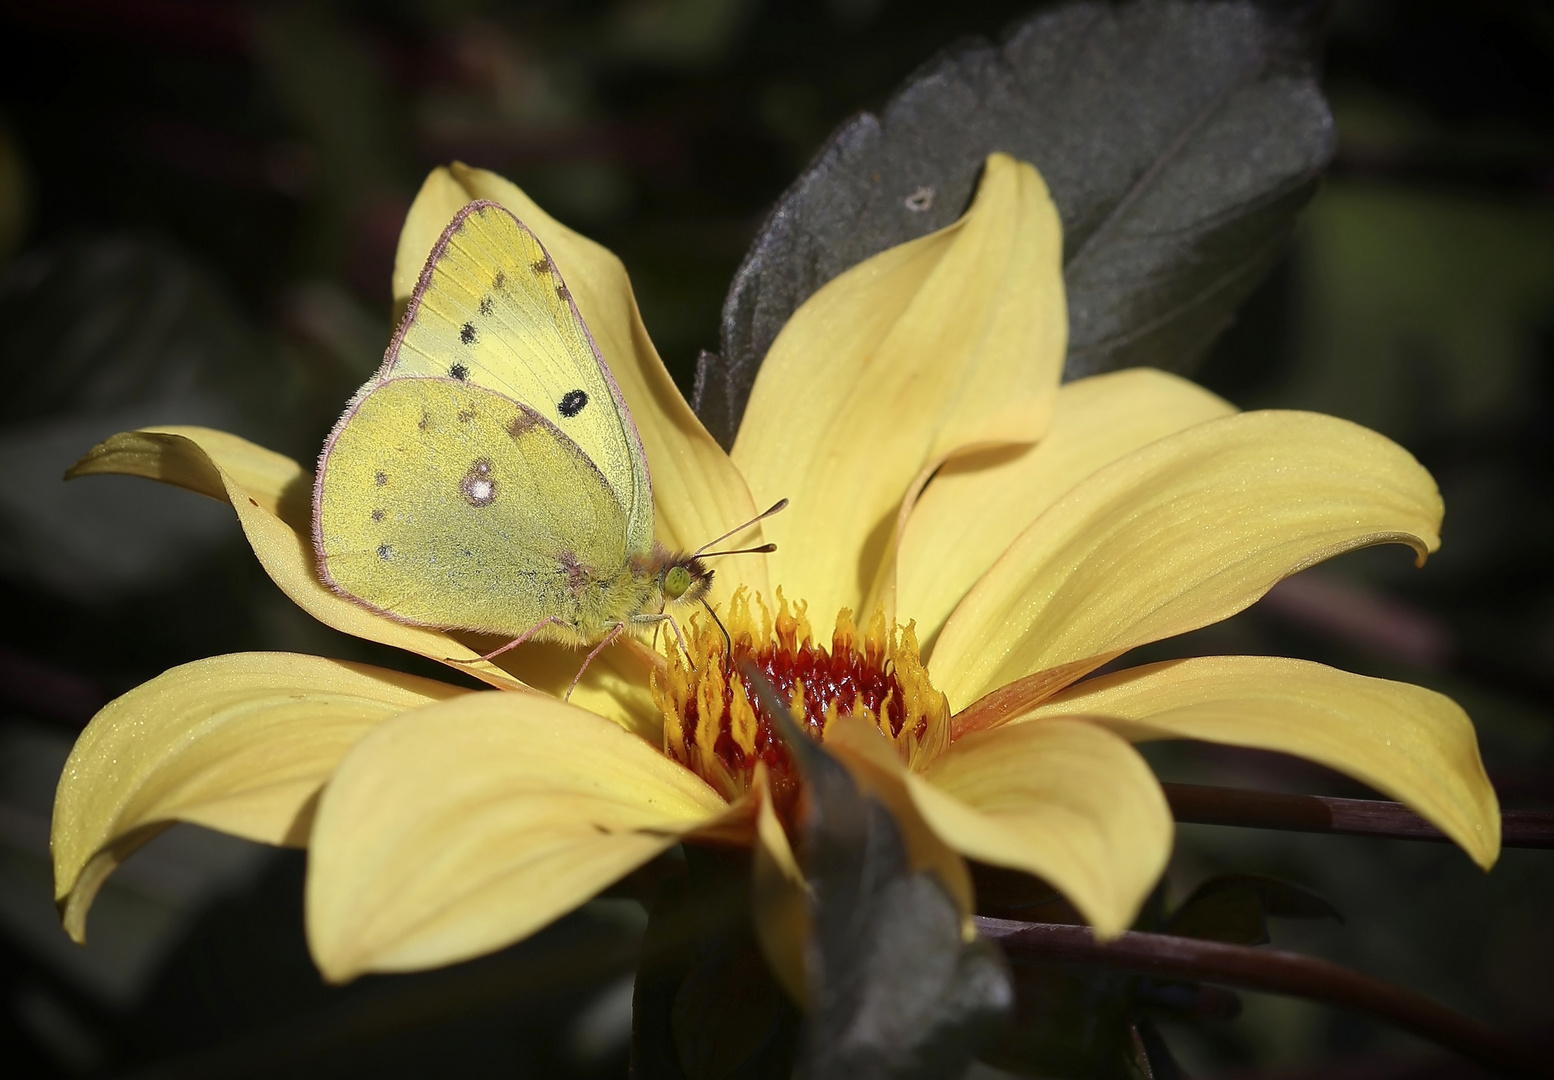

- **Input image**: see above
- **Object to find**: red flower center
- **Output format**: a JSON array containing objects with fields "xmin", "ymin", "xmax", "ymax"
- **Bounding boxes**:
[{"xmin": 653, "ymin": 589, "xmax": 949, "ymax": 824}]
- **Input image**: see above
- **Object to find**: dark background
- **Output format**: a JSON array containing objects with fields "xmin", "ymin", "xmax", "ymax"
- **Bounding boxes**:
[{"xmin": 0, "ymin": 0, "xmax": 1551, "ymax": 1076}]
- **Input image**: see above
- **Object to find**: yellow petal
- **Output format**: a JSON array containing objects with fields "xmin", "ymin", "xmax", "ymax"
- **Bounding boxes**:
[
  {"xmin": 934, "ymin": 411, "xmax": 1443, "ymax": 714},
  {"xmin": 68, "ymin": 423, "xmax": 310, "ymax": 526},
  {"xmin": 305, "ymin": 690, "xmax": 729, "ymax": 981},
  {"xmin": 501, "ymin": 637, "xmax": 666, "ymax": 743},
  {"xmin": 732, "ymin": 153, "xmax": 1065, "ymax": 619},
  {"xmin": 1024, "ymin": 656, "xmax": 1500, "ymax": 869},
  {"xmin": 52, "ymin": 652, "xmax": 463, "ymax": 943},
  {"xmin": 67, "ymin": 427, "xmax": 531, "ymax": 692},
  {"xmin": 900, "ymin": 369, "xmax": 1236, "ymax": 653},
  {"xmin": 751, "ymin": 766, "xmax": 810, "ymax": 1006},
  {"xmin": 395, "ymin": 165, "xmax": 767, "ymax": 607},
  {"xmin": 393, "ymin": 167, "xmax": 478, "ymax": 315},
  {"xmin": 908, "ymin": 719, "xmax": 1171, "ymax": 938},
  {"xmin": 822, "ymin": 714, "xmax": 975, "ymax": 923}
]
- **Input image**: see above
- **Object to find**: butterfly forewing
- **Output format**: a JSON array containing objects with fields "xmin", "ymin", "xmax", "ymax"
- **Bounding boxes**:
[
  {"xmin": 315, "ymin": 378, "xmax": 630, "ymax": 638},
  {"xmin": 383, "ymin": 201, "xmax": 654, "ymax": 557}
]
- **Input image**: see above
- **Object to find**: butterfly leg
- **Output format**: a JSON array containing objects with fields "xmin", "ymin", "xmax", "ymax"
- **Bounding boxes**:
[
  {"xmin": 631, "ymin": 612, "xmax": 693, "ymax": 667},
  {"xmin": 447, "ymin": 616, "xmax": 567, "ymax": 666},
  {"xmin": 566, "ymin": 622, "xmax": 625, "ymax": 700}
]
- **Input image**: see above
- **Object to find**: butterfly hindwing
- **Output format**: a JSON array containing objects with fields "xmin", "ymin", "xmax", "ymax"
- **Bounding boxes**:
[
  {"xmin": 382, "ymin": 200, "xmax": 654, "ymax": 558},
  {"xmin": 315, "ymin": 378, "xmax": 631, "ymax": 638}
]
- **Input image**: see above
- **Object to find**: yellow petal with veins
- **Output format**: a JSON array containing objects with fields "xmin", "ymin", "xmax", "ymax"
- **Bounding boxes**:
[
  {"xmin": 52, "ymin": 652, "xmax": 464, "ymax": 943},
  {"xmin": 305, "ymin": 691, "xmax": 729, "ymax": 982},
  {"xmin": 503, "ymin": 637, "xmax": 666, "ymax": 743},
  {"xmin": 935, "ymin": 411, "xmax": 1443, "ymax": 716},
  {"xmin": 1023, "ymin": 656, "xmax": 1500, "ymax": 868},
  {"xmin": 394, "ymin": 165, "xmax": 767, "ymax": 608},
  {"xmin": 733, "ymin": 153, "xmax": 1065, "ymax": 619},
  {"xmin": 907, "ymin": 719, "xmax": 1171, "ymax": 938},
  {"xmin": 901, "ymin": 369, "xmax": 1236, "ymax": 653}
]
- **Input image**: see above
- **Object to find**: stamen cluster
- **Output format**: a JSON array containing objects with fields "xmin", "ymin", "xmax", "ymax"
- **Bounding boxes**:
[{"xmin": 653, "ymin": 589, "xmax": 949, "ymax": 820}]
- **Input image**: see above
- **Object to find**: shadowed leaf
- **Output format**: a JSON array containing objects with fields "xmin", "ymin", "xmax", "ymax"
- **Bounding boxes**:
[
  {"xmin": 697, "ymin": 0, "xmax": 1332, "ymax": 446},
  {"xmin": 743, "ymin": 666, "xmax": 1012, "ymax": 1080},
  {"xmin": 631, "ymin": 851, "xmax": 798, "ymax": 1080},
  {"xmin": 1168, "ymin": 873, "xmax": 1343, "ymax": 946}
]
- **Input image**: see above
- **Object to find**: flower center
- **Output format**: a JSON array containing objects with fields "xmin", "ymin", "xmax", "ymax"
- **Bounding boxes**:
[{"xmin": 653, "ymin": 588, "xmax": 950, "ymax": 820}]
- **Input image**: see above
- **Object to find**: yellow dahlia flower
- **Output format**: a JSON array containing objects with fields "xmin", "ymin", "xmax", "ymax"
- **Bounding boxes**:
[{"xmin": 51, "ymin": 155, "xmax": 1497, "ymax": 993}]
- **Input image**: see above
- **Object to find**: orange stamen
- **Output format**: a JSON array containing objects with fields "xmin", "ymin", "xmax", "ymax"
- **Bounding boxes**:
[{"xmin": 652, "ymin": 588, "xmax": 950, "ymax": 824}]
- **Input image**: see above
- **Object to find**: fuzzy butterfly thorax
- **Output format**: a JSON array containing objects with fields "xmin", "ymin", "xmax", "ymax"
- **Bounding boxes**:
[{"xmin": 540, "ymin": 544, "xmax": 713, "ymax": 649}]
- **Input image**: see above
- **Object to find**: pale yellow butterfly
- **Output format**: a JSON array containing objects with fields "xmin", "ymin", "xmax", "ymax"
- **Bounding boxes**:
[{"xmin": 312, "ymin": 200, "xmax": 777, "ymax": 679}]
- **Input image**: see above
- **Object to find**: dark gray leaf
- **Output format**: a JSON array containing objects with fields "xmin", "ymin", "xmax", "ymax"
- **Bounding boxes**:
[
  {"xmin": 691, "ymin": 349, "xmax": 737, "ymax": 453},
  {"xmin": 742, "ymin": 666, "xmax": 1012, "ymax": 1080},
  {"xmin": 671, "ymin": 937, "xmax": 789, "ymax": 1080},
  {"xmin": 631, "ymin": 852, "xmax": 798, "ymax": 1080},
  {"xmin": 699, "ymin": 0, "xmax": 1333, "ymax": 447}
]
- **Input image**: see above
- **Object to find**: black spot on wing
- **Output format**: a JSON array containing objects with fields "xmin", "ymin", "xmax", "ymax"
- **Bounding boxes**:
[
  {"xmin": 478, "ymin": 296, "xmax": 494, "ymax": 316},
  {"xmin": 371, "ymin": 509, "xmax": 385, "ymax": 522},
  {"xmin": 531, "ymin": 257, "xmax": 550, "ymax": 275},
  {"xmin": 556, "ymin": 283, "xmax": 571, "ymax": 302},
  {"xmin": 493, "ymin": 270, "xmax": 506, "ymax": 290},
  {"xmin": 377, "ymin": 543, "xmax": 392, "ymax": 560},
  {"xmin": 449, "ymin": 362, "xmax": 469, "ymax": 381},
  {"xmin": 559, "ymin": 389, "xmax": 588, "ymax": 417},
  {"xmin": 460, "ymin": 322, "xmax": 477, "ymax": 345},
  {"xmin": 375, "ymin": 471, "xmax": 388, "ymax": 487}
]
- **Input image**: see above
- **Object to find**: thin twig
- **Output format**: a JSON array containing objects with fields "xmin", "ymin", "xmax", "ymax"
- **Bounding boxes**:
[
  {"xmin": 1161, "ymin": 783, "xmax": 1554, "ymax": 849},
  {"xmin": 976, "ymin": 917, "xmax": 1550, "ymax": 1078}
]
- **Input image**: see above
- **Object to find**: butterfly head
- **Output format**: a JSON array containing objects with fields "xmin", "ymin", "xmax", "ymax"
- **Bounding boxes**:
[{"xmin": 660, "ymin": 555, "xmax": 713, "ymax": 607}]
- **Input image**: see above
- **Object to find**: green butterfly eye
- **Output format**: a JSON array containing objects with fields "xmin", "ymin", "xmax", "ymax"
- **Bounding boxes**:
[{"xmin": 664, "ymin": 565, "xmax": 693, "ymax": 599}]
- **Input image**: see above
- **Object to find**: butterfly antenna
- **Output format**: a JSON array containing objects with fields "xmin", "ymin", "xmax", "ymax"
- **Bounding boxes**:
[
  {"xmin": 702, "ymin": 598, "xmax": 733, "ymax": 658},
  {"xmin": 699, "ymin": 542, "xmax": 776, "ymax": 559},
  {"xmin": 692, "ymin": 499, "xmax": 789, "ymax": 558}
]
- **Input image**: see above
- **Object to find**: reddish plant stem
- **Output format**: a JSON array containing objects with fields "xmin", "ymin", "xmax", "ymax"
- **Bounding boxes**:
[
  {"xmin": 1161, "ymin": 783, "xmax": 1554, "ymax": 848},
  {"xmin": 976, "ymin": 917, "xmax": 1550, "ymax": 1078}
]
